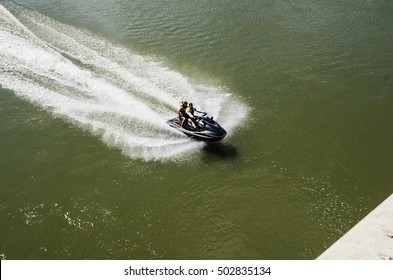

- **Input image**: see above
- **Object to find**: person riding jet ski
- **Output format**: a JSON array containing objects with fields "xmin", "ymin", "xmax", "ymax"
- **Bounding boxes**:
[
  {"xmin": 186, "ymin": 102, "xmax": 206, "ymax": 131},
  {"xmin": 179, "ymin": 101, "xmax": 201, "ymax": 130},
  {"xmin": 169, "ymin": 101, "xmax": 227, "ymax": 141},
  {"xmin": 186, "ymin": 102, "xmax": 205, "ymax": 118},
  {"xmin": 178, "ymin": 101, "xmax": 192, "ymax": 128}
]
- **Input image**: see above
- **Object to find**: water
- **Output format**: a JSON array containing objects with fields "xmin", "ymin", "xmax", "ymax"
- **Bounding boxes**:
[{"xmin": 1, "ymin": 0, "xmax": 392, "ymax": 259}]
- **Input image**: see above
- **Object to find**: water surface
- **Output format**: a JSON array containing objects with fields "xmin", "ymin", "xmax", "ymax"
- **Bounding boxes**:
[{"xmin": 1, "ymin": 0, "xmax": 392, "ymax": 259}]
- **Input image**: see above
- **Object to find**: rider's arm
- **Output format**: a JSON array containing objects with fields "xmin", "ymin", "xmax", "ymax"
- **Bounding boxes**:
[{"xmin": 195, "ymin": 109, "xmax": 207, "ymax": 116}]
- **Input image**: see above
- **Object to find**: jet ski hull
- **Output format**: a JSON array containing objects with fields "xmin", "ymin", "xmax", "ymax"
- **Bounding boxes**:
[{"xmin": 166, "ymin": 116, "xmax": 227, "ymax": 141}]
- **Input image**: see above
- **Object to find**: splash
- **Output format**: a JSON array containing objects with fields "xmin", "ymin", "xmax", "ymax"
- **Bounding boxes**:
[{"xmin": 0, "ymin": 3, "xmax": 247, "ymax": 160}]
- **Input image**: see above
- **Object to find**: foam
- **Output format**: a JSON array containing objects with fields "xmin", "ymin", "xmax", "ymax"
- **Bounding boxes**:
[{"xmin": 0, "ymin": 3, "xmax": 247, "ymax": 161}]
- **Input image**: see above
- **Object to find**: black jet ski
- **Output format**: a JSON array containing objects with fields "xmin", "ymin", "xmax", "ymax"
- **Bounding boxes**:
[{"xmin": 166, "ymin": 115, "xmax": 227, "ymax": 141}]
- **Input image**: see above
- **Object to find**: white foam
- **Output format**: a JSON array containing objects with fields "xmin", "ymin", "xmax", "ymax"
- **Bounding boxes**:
[{"xmin": 0, "ymin": 3, "xmax": 247, "ymax": 161}]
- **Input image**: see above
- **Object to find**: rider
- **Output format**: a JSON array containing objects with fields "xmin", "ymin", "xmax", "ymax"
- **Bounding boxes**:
[
  {"xmin": 178, "ymin": 101, "xmax": 197, "ymax": 129},
  {"xmin": 186, "ymin": 102, "xmax": 206, "ymax": 130},
  {"xmin": 178, "ymin": 101, "xmax": 187, "ymax": 128},
  {"xmin": 186, "ymin": 102, "xmax": 196, "ymax": 117},
  {"xmin": 187, "ymin": 103, "xmax": 206, "ymax": 117}
]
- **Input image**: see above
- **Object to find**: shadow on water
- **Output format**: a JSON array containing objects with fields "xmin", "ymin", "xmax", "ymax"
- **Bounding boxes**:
[{"xmin": 202, "ymin": 142, "xmax": 239, "ymax": 162}]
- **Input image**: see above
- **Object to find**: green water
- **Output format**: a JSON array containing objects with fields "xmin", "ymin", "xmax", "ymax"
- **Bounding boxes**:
[{"xmin": 1, "ymin": 0, "xmax": 392, "ymax": 259}]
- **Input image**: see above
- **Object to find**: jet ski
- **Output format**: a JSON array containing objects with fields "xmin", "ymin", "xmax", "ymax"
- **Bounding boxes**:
[{"xmin": 166, "ymin": 115, "xmax": 227, "ymax": 141}]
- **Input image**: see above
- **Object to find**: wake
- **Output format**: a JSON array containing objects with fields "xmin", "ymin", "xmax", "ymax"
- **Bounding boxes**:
[{"xmin": 0, "ymin": 3, "xmax": 247, "ymax": 161}]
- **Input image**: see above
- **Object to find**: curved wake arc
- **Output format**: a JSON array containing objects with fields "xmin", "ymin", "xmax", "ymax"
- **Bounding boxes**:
[{"xmin": 0, "ymin": 3, "xmax": 247, "ymax": 161}]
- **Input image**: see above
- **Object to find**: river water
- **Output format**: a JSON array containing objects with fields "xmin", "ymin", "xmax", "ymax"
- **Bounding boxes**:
[{"xmin": 1, "ymin": 0, "xmax": 392, "ymax": 259}]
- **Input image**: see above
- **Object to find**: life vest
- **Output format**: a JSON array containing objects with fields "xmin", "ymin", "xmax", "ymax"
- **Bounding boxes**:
[{"xmin": 186, "ymin": 107, "xmax": 194, "ymax": 115}]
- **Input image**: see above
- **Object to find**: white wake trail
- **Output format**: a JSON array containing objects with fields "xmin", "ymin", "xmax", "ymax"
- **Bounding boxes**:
[{"xmin": 0, "ymin": 3, "xmax": 247, "ymax": 161}]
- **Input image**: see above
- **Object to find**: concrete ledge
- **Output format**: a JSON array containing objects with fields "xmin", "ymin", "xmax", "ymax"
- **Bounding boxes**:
[{"xmin": 317, "ymin": 194, "xmax": 393, "ymax": 260}]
